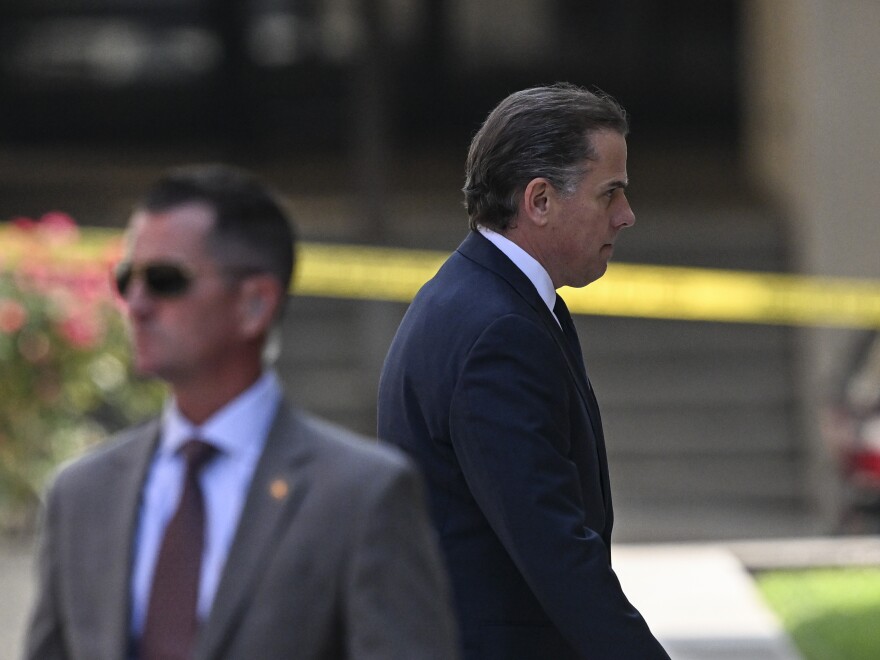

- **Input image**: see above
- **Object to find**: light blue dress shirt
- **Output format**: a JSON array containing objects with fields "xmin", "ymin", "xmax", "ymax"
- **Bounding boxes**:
[{"xmin": 130, "ymin": 370, "xmax": 283, "ymax": 640}]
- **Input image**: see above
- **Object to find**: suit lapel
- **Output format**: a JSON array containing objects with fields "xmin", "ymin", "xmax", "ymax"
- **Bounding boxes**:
[
  {"xmin": 457, "ymin": 232, "xmax": 612, "ymax": 510},
  {"xmin": 196, "ymin": 402, "xmax": 313, "ymax": 660},
  {"xmin": 88, "ymin": 421, "xmax": 159, "ymax": 658},
  {"xmin": 457, "ymin": 232, "xmax": 596, "ymax": 417}
]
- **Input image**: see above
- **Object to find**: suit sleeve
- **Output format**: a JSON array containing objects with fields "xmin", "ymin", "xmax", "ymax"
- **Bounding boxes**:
[
  {"xmin": 23, "ymin": 481, "xmax": 70, "ymax": 660},
  {"xmin": 450, "ymin": 314, "xmax": 669, "ymax": 659},
  {"xmin": 343, "ymin": 458, "xmax": 461, "ymax": 660}
]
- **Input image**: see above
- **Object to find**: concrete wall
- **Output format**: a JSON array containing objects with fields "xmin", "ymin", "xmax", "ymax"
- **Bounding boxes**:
[{"xmin": 742, "ymin": 0, "xmax": 880, "ymax": 523}]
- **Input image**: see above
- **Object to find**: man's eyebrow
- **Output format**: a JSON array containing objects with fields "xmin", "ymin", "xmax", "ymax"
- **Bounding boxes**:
[{"xmin": 606, "ymin": 178, "xmax": 629, "ymax": 190}]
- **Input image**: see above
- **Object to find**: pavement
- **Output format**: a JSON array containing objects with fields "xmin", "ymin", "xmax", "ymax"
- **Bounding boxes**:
[
  {"xmin": 614, "ymin": 544, "xmax": 803, "ymax": 660},
  {"xmin": 614, "ymin": 535, "xmax": 880, "ymax": 660},
  {"xmin": 5, "ymin": 535, "xmax": 880, "ymax": 660},
  {"xmin": 0, "ymin": 537, "xmax": 32, "ymax": 660}
]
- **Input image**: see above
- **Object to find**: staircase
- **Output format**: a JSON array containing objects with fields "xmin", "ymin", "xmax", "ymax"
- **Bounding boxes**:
[
  {"xmin": 276, "ymin": 190, "xmax": 817, "ymax": 543},
  {"xmin": 1, "ymin": 146, "xmax": 818, "ymax": 542},
  {"xmin": 581, "ymin": 204, "xmax": 813, "ymax": 541}
]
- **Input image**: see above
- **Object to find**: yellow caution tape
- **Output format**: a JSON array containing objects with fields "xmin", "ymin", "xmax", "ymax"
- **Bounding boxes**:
[
  {"xmin": 296, "ymin": 243, "xmax": 447, "ymax": 302},
  {"xmin": 298, "ymin": 243, "xmax": 880, "ymax": 329},
  {"xmin": 3, "ymin": 224, "xmax": 880, "ymax": 329},
  {"xmin": 563, "ymin": 263, "xmax": 880, "ymax": 329}
]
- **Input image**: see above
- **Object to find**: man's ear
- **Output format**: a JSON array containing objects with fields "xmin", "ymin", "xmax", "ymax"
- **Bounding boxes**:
[
  {"xmin": 237, "ymin": 275, "xmax": 282, "ymax": 338},
  {"xmin": 522, "ymin": 178, "xmax": 552, "ymax": 227}
]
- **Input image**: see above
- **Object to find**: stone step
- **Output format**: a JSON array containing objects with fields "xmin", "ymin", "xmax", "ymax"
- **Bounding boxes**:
[
  {"xmin": 577, "ymin": 318, "xmax": 792, "ymax": 357},
  {"xmin": 602, "ymin": 405, "xmax": 796, "ymax": 456},
  {"xmin": 590, "ymin": 351, "xmax": 792, "ymax": 407},
  {"xmin": 610, "ymin": 455, "xmax": 802, "ymax": 504}
]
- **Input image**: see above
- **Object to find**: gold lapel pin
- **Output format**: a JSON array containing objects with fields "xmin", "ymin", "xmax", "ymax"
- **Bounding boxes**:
[{"xmin": 269, "ymin": 478, "xmax": 289, "ymax": 501}]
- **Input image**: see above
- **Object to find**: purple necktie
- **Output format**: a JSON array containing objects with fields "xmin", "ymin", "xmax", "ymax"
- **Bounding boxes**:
[{"xmin": 141, "ymin": 440, "xmax": 217, "ymax": 660}]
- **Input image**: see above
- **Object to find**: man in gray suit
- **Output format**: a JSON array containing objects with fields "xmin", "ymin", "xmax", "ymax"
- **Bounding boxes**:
[{"xmin": 24, "ymin": 164, "xmax": 458, "ymax": 660}]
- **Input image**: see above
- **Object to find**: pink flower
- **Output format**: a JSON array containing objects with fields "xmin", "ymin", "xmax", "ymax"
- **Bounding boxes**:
[
  {"xmin": 11, "ymin": 216, "xmax": 36, "ymax": 232},
  {"xmin": 0, "ymin": 299, "xmax": 27, "ymax": 334},
  {"xmin": 38, "ymin": 211, "xmax": 79, "ymax": 244},
  {"xmin": 0, "ymin": 299, "xmax": 28, "ymax": 334},
  {"xmin": 39, "ymin": 211, "xmax": 76, "ymax": 230},
  {"xmin": 58, "ymin": 313, "xmax": 104, "ymax": 349}
]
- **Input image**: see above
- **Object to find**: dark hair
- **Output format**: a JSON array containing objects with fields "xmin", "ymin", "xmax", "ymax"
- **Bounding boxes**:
[
  {"xmin": 138, "ymin": 164, "xmax": 296, "ymax": 292},
  {"xmin": 463, "ymin": 83, "xmax": 629, "ymax": 231}
]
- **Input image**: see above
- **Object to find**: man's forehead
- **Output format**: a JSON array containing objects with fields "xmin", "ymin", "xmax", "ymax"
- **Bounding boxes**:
[
  {"xmin": 586, "ymin": 132, "xmax": 628, "ymax": 173},
  {"xmin": 129, "ymin": 201, "xmax": 215, "ymax": 228},
  {"xmin": 126, "ymin": 203, "xmax": 215, "ymax": 257}
]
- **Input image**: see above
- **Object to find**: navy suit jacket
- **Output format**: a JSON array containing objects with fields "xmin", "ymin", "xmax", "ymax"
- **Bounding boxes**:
[{"xmin": 378, "ymin": 231, "xmax": 668, "ymax": 659}]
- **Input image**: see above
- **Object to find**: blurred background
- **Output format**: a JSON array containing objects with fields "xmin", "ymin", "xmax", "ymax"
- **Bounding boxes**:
[{"xmin": 2, "ymin": 0, "xmax": 880, "ymax": 546}]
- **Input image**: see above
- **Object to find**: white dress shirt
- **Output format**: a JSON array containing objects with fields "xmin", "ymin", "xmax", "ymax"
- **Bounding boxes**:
[
  {"xmin": 478, "ymin": 226, "xmax": 562, "ymax": 325},
  {"xmin": 130, "ymin": 370, "xmax": 283, "ymax": 639}
]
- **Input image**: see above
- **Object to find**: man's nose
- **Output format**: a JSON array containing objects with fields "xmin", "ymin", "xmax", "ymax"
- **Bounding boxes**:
[
  {"xmin": 122, "ymin": 278, "xmax": 154, "ymax": 316},
  {"xmin": 615, "ymin": 195, "xmax": 635, "ymax": 228}
]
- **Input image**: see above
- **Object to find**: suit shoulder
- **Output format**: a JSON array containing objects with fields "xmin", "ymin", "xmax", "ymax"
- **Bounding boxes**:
[
  {"xmin": 297, "ymin": 411, "xmax": 413, "ymax": 475},
  {"xmin": 48, "ymin": 417, "xmax": 158, "ymax": 492},
  {"xmin": 410, "ymin": 270, "xmax": 537, "ymax": 344}
]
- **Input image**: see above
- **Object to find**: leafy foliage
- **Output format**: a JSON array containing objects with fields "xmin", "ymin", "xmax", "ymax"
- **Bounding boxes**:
[{"xmin": 0, "ymin": 214, "xmax": 164, "ymax": 532}]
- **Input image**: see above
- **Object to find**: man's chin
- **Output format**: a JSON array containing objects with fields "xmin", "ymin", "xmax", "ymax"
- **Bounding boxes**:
[
  {"xmin": 571, "ymin": 265, "xmax": 608, "ymax": 288},
  {"xmin": 589, "ymin": 261, "xmax": 610, "ymax": 284}
]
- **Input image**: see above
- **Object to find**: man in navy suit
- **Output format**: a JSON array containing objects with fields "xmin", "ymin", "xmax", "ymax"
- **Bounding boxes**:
[{"xmin": 378, "ymin": 84, "xmax": 669, "ymax": 659}]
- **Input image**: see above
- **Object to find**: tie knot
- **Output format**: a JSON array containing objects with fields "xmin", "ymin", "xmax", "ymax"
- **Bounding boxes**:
[{"xmin": 179, "ymin": 439, "xmax": 217, "ymax": 473}]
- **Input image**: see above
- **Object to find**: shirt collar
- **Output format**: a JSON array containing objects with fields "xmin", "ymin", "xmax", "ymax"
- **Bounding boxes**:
[
  {"xmin": 160, "ymin": 370, "xmax": 283, "ymax": 458},
  {"xmin": 478, "ymin": 226, "xmax": 557, "ymax": 315}
]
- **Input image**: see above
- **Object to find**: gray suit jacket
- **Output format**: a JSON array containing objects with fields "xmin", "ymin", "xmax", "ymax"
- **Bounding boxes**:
[{"xmin": 25, "ymin": 401, "xmax": 459, "ymax": 660}]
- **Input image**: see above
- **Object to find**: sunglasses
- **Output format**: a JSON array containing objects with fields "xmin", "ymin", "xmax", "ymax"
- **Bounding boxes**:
[{"xmin": 113, "ymin": 261, "xmax": 195, "ymax": 299}]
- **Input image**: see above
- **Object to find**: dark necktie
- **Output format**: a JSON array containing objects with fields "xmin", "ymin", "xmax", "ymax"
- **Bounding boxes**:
[
  {"xmin": 554, "ymin": 296, "xmax": 609, "ymax": 504},
  {"xmin": 553, "ymin": 294, "xmax": 587, "ymax": 376},
  {"xmin": 141, "ymin": 440, "xmax": 217, "ymax": 660}
]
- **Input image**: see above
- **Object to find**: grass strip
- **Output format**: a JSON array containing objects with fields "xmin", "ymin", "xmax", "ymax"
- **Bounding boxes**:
[{"xmin": 755, "ymin": 567, "xmax": 880, "ymax": 660}]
